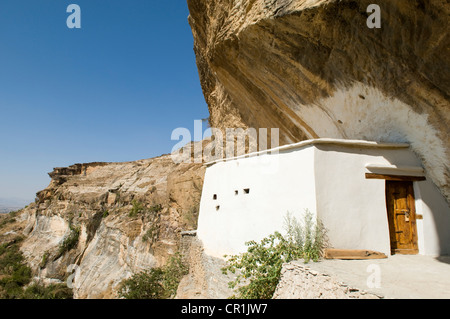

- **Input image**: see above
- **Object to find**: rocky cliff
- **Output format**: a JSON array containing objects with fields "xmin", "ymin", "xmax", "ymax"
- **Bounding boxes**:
[
  {"xmin": 187, "ymin": 0, "xmax": 450, "ymax": 200},
  {"xmin": 0, "ymin": 145, "xmax": 205, "ymax": 299},
  {"xmin": 1, "ymin": 0, "xmax": 448, "ymax": 300}
]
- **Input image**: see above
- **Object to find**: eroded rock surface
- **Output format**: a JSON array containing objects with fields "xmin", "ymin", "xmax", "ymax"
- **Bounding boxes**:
[
  {"xmin": 176, "ymin": 235, "xmax": 235, "ymax": 299},
  {"xmin": 187, "ymin": 0, "xmax": 450, "ymax": 200},
  {"xmin": 273, "ymin": 260, "xmax": 382, "ymax": 299},
  {"xmin": 8, "ymin": 146, "xmax": 205, "ymax": 299}
]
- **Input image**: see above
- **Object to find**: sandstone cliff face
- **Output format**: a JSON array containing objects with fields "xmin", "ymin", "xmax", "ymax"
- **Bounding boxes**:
[
  {"xmin": 1, "ymin": 0, "xmax": 448, "ymax": 300},
  {"xmin": 187, "ymin": 0, "xmax": 450, "ymax": 200},
  {"xmin": 9, "ymin": 147, "xmax": 205, "ymax": 299}
]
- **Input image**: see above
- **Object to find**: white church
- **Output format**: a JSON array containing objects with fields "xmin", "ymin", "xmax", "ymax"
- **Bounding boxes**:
[{"xmin": 196, "ymin": 138, "xmax": 450, "ymax": 259}]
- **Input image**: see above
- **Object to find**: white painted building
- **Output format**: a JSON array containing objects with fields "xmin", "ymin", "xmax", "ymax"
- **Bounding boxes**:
[{"xmin": 196, "ymin": 139, "xmax": 450, "ymax": 259}]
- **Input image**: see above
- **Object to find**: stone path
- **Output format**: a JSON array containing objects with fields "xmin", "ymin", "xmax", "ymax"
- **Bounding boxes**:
[{"xmin": 306, "ymin": 255, "xmax": 450, "ymax": 299}]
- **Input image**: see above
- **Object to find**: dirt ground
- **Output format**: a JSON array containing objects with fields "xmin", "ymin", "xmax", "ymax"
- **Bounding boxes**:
[{"xmin": 307, "ymin": 255, "xmax": 450, "ymax": 299}]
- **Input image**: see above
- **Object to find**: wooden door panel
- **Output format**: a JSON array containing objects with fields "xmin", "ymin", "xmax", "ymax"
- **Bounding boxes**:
[{"xmin": 386, "ymin": 181, "xmax": 418, "ymax": 254}]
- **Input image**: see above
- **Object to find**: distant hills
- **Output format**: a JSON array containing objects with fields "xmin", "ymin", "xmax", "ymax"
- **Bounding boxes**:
[
  {"xmin": 0, "ymin": 197, "xmax": 32, "ymax": 214},
  {"xmin": 0, "ymin": 207, "xmax": 20, "ymax": 214}
]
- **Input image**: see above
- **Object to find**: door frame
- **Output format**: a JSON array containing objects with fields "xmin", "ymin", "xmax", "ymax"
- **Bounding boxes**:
[
  {"xmin": 366, "ymin": 173, "xmax": 424, "ymax": 255},
  {"xmin": 385, "ymin": 180, "xmax": 419, "ymax": 255}
]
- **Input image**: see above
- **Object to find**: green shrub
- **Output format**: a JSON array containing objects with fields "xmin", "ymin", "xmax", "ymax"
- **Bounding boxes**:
[
  {"xmin": 119, "ymin": 253, "xmax": 188, "ymax": 299},
  {"xmin": 119, "ymin": 268, "xmax": 166, "ymax": 299},
  {"xmin": 128, "ymin": 200, "xmax": 145, "ymax": 218},
  {"xmin": 40, "ymin": 251, "xmax": 50, "ymax": 268},
  {"xmin": 0, "ymin": 237, "xmax": 73, "ymax": 299},
  {"xmin": 149, "ymin": 204, "xmax": 162, "ymax": 214},
  {"xmin": 57, "ymin": 225, "xmax": 80, "ymax": 256},
  {"xmin": 284, "ymin": 210, "xmax": 327, "ymax": 263},
  {"xmin": 222, "ymin": 210, "xmax": 327, "ymax": 299},
  {"xmin": 8, "ymin": 210, "xmax": 19, "ymax": 218},
  {"xmin": 0, "ymin": 211, "xmax": 18, "ymax": 229},
  {"xmin": 22, "ymin": 283, "xmax": 73, "ymax": 299},
  {"xmin": 0, "ymin": 239, "xmax": 30, "ymax": 299},
  {"xmin": 221, "ymin": 232, "xmax": 302, "ymax": 299},
  {"xmin": 129, "ymin": 201, "xmax": 162, "ymax": 218},
  {"xmin": 142, "ymin": 224, "xmax": 159, "ymax": 244}
]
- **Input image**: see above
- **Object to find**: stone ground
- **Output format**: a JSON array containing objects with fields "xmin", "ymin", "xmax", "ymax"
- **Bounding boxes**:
[{"xmin": 306, "ymin": 255, "xmax": 450, "ymax": 299}]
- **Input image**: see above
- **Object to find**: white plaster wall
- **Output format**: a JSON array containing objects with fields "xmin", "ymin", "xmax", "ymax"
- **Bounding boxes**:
[
  {"xmin": 313, "ymin": 144, "xmax": 450, "ymax": 256},
  {"xmin": 314, "ymin": 146, "xmax": 391, "ymax": 255},
  {"xmin": 413, "ymin": 183, "xmax": 426, "ymax": 255},
  {"xmin": 197, "ymin": 140, "xmax": 450, "ymax": 259},
  {"xmin": 292, "ymin": 82, "xmax": 448, "ymax": 201},
  {"xmin": 414, "ymin": 180, "xmax": 450, "ymax": 256},
  {"xmin": 197, "ymin": 146, "xmax": 317, "ymax": 259}
]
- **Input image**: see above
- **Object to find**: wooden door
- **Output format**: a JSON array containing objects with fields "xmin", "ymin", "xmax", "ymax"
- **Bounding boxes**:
[{"xmin": 385, "ymin": 181, "xmax": 418, "ymax": 255}]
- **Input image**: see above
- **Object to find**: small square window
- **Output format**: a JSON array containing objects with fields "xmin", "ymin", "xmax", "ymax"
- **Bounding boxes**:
[
  {"xmin": 235, "ymin": 190, "xmax": 239, "ymax": 195},
  {"xmin": 216, "ymin": 205, "xmax": 220, "ymax": 211},
  {"xmin": 244, "ymin": 188, "xmax": 250, "ymax": 194},
  {"xmin": 213, "ymin": 194, "xmax": 217, "ymax": 200}
]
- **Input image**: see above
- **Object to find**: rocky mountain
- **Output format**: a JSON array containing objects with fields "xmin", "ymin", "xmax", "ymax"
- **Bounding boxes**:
[
  {"xmin": 0, "ymin": 0, "xmax": 448, "ymax": 299},
  {"xmin": 0, "ymin": 144, "xmax": 206, "ymax": 298},
  {"xmin": 187, "ymin": 0, "xmax": 450, "ymax": 201}
]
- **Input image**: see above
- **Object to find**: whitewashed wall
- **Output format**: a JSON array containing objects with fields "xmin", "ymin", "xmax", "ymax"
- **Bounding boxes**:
[
  {"xmin": 197, "ymin": 146, "xmax": 317, "ymax": 259},
  {"xmin": 414, "ymin": 178, "xmax": 450, "ymax": 256},
  {"xmin": 314, "ymin": 145, "xmax": 424, "ymax": 256},
  {"xmin": 197, "ymin": 139, "xmax": 450, "ymax": 258}
]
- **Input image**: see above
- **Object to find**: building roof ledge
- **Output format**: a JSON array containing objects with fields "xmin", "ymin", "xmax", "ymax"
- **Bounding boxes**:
[
  {"xmin": 365, "ymin": 164, "xmax": 425, "ymax": 176},
  {"xmin": 205, "ymin": 138, "xmax": 410, "ymax": 167}
]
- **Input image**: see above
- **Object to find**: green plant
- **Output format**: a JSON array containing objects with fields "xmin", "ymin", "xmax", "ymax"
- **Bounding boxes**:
[
  {"xmin": 40, "ymin": 251, "xmax": 50, "ymax": 268},
  {"xmin": 222, "ymin": 210, "xmax": 327, "ymax": 299},
  {"xmin": 128, "ymin": 200, "xmax": 145, "ymax": 218},
  {"xmin": 284, "ymin": 210, "xmax": 327, "ymax": 263},
  {"xmin": 161, "ymin": 253, "xmax": 188, "ymax": 296},
  {"xmin": 102, "ymin": 210, "xmax": 110, "ymax": 218},
  {"xmin": 0, "ymin": 240, "xmax": 32, "ymax": 295},
  {"xmin": 222, "ymin": 232, "xmax": 302, "ymax": 299},
  {"xmin": 57, "ymin": 224, "xmax": 80, "ymax": 256},
  {"xmin": 142, "ymin": 224, "xmax": 159, "ymax": 244},
  {"xmin": 8, "ymin": 210, "xmax": 19, "ymax": 218},
  {"xmin": 128, "ymin": 200, "xmax": 162, "ymax": 218},
  {"xmin": 118, "ymin": 253, "xmax": 188, "ymax": 299},
  {"xmin": 0, "ymin": 237, "xmax": 72, "ymax": 299},
  {"xmin": 0, "ymin": 217, "xmax": 16, "ymax": 229},
  {"xmin": 148, "ymin": 204, "xmax": 162, "ymax": 214},
  {"xmin": 22, "ymin": 283, "xmax": 73, "ymax": 299},
  {"xmin": 0, "ymin": 210, "xmax": 21, "ymax": 229},
  {"xmin": 119, "ymin": 268, "xmax": 165, "ymax": 299}
]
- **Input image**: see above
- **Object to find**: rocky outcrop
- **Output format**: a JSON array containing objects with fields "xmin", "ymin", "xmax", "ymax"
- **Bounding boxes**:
[
  {"xmin": 187, "ymin": 0, "xmax": 450, "ymax": 201},
  {"xmin": 176, "ymin": 235, "xmax": 235, "ymax": 299},
  {"xmin": 1, "ymin": 0, "xmax": 448, "ymax": 300},
  {"xmin": 8, "ymin": 144, "xmax": 205, "ymax": 298},
  {"xmin": 273, "ymin": 261, "xmax": 382, "ymax": 299}
]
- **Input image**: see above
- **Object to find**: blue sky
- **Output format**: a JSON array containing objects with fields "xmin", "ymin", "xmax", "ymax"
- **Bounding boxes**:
[{"xmin": 0, "ymin": 1, "xmax": 209, "ymax": 203}]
